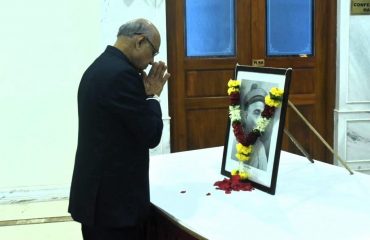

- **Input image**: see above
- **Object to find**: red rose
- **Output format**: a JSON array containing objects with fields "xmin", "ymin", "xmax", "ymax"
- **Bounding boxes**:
[
  {"xmin": 245, "ymin": 131, "xmax": 260, "ymax": 145},
  {"xmin": 262, "ymin": 105, "xmax": 275, "ymax": 118},
  {"xmin": 233, "ymin": 124, "xmax": 247, "ymax": 145},
  {"xmin": 229, "ymin": 92, "xmax": 240, "ymax": 105}
]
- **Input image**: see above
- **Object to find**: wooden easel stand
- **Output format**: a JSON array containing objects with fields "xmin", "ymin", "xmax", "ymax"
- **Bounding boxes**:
[{"xmin": 288, "ymin": 100, "xmax": 354, "ymax": 175}]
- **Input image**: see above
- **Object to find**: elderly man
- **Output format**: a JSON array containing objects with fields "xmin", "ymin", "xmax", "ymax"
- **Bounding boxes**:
[
  {"xmin": 68, "ymin": 19, "xmax": 170, "ymax": 239},
  {"xmin": 241, "ymin": 83, "xmax": 268, "ymax": 171}
]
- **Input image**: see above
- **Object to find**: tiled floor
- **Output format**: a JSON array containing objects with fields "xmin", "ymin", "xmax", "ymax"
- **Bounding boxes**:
[{"xmin": 0, "ymin": 221, "xmax": 81, "ymax": 240}]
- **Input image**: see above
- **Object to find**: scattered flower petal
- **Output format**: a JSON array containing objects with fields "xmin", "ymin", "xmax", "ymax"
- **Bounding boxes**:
[{"xmin": 214, "ymin": 176, "xmax": 254, "ymax": 194}]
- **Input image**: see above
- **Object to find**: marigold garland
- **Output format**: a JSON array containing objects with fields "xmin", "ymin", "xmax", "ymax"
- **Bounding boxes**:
[{"xmin": 228, "ymin": 79, "xmax": 284, "ymax": 181}]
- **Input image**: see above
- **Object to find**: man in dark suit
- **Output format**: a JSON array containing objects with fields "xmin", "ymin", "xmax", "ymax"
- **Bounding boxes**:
[{"xmin": 68, "ymin": 18, "xmax": 170, "ymax": 239}]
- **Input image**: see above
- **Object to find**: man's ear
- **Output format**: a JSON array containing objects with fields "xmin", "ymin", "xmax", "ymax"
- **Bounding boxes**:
[{"xmin": 135, "ymin": 35, "xmax": 146, "ymax": 49}]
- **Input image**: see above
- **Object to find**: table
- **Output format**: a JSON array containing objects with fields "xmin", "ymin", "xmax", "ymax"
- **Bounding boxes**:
[{"xmin": 149, "ymin": 147, "xmax": 370, "ymax": 240}]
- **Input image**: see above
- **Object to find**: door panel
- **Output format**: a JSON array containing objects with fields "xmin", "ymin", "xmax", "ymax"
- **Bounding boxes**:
[
  {"xmin": 166, "ymin": 0, "xmax": 336, "ymax": 163},
  {"xmin": 185, "ymin": 70, "xmax": 232, "ymax": 97},
  {"xmin": 187, "ymin": 109, "xmax": 229, "ymax": 149}
]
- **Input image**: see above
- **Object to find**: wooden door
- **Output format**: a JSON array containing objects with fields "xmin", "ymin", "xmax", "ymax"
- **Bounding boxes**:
[{"xmin": 166, "ymin": 0, "xmax": 336, "ymax": 163}]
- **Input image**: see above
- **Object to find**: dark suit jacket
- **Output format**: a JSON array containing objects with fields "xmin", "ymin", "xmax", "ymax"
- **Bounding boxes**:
[{"xmin": 68, "ymin": 46, "xmax": 163, "ymax": 227}]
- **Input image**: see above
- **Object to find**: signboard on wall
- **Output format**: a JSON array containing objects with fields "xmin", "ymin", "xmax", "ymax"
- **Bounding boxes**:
[{"xmin": 351, "ymin": 0, "xmax": 370, "ymax": 15}]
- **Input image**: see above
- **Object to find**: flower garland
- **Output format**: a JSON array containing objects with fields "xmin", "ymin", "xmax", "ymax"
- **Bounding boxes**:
[{"xmin": 228, "ymin": 79, "xmax": 284, "ymax": 180}]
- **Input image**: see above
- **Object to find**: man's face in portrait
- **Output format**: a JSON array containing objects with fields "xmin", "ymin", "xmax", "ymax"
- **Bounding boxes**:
[
  {"xmin": 241, "ymin": 83, "xmax": 267, "ymax": 133},
  {"xmin": 243, "ymin": 101, "xmax": 264, "ymax": 133}
]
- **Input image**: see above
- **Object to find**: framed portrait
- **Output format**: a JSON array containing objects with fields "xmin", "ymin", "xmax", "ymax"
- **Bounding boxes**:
[{"xmin": 221, "ymin": 65, "xmax": 292, "ymax": 195}]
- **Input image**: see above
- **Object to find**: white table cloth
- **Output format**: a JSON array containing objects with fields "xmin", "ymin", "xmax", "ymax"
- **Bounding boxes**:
[{"xmin": 150, "ymin": 147, "xmax": 370, "ymax": 240}]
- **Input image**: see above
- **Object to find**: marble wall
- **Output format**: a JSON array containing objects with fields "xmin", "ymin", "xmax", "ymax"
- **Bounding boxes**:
[
  {"xmin": 335, "ymin": 1, "xmax": 370, "ymax": 174},
  {"xmin": 335, "ymin": 113, "xmax": 370, "ymax": 174},
  {"xmin": 348, "ymin": 16, "xmax": 370, "ymax": 103}
]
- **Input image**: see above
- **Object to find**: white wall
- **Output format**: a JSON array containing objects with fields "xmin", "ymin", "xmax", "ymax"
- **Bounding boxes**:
[
  {"xmin": 0, "ymin": 0, "xmax": 169, "ymax": 202},
  {"xmin": 100, "ymin": 0, "xmax": 170, "ymax": 155},
  {"xmin": 0, "ymin": 0, "xmax": 101, "ymax": 191}
]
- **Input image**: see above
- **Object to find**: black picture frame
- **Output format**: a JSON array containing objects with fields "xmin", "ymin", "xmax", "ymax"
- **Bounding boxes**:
[{"xmin": 221, "ymin": 65, "xmax": 292, "ymax": 195}]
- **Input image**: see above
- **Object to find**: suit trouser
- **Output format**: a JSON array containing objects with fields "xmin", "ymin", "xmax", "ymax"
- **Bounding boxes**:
[{"xmin": 81, "ymin": 223, "xmax": 147, "ymax": 240}]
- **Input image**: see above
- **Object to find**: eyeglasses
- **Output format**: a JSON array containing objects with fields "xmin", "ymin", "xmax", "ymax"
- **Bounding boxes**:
[
  {"xmin": 144, "ymin": 37, "xmax": 159, "ymax": 57},
  {"xmin": 133, "ymin": 33, "xmax": 159, "ymax": 57}
]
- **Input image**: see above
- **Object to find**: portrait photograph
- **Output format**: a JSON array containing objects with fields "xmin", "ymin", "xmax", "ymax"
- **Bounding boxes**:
[{"xmin": 221, "ymin": 65, "xmax": 291, "ymax": 194}]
